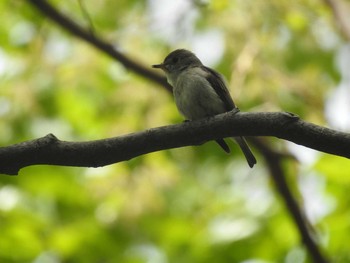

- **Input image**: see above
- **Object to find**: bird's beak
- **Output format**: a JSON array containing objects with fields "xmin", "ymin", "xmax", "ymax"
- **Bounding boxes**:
[{"xmin": 152, "ymin": 63, "xmax": 164, "ymax": 69}]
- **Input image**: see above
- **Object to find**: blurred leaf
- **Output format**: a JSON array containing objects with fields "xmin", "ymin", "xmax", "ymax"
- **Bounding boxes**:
[{"xmin": 314, "ymin": 155, "xmax": 350, "ymax": 184}]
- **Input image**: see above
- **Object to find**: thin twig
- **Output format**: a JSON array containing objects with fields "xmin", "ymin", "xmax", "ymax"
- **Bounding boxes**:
[
  {"xmin": 28, "ymin": 0, "xmax": 171, "ymax": 91},
  {"xmin": 77, "ymin": 0, "xmax": 95, "ymax": 35}
]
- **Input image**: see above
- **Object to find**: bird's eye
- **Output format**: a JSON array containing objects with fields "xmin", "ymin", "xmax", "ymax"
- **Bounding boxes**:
[{"xmin": 172, "ymin": 57, "xmax": 179, "ymax": 63}]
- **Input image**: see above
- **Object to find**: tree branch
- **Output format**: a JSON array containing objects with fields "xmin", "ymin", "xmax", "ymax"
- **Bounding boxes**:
[
  {"xmin": 1, "ymin": 111, "xmax": 349, "ymax": 175},
  {"xmin": 252, "ymin": 138, "xmax": 329, "ymax": 263},
  {"xmin": 27, "ymin": 0, "xmax": 172, "ymax": 91}
]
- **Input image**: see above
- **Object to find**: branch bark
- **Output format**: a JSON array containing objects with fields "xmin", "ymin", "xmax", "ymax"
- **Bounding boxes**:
[{"xmin": 1, "ymin": 111, "xmax": 350, "ymax": 175}]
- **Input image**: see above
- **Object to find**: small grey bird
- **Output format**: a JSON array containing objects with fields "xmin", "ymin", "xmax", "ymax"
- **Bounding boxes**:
[{"xmin": 152, "ymin": 49, "xmax": 256, "ymax": 168}]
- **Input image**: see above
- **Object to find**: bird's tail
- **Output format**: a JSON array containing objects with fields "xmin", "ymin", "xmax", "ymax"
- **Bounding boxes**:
[
  {"xmin": 215, "ymin": 138, "xmax": 256, "ymax": 168},
  {"xmin": 233, "ymin": 137, "xmax": 256, "ymax": 168},
  {"xmin": 215, "ymin": 139, "xmax": 230, "ymax": 153}
]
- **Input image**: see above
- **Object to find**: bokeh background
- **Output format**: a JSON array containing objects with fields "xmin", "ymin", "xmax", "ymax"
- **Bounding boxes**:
[{"xmin": 1, "ymin": 0, "xmax": 350, "ymax": 262}]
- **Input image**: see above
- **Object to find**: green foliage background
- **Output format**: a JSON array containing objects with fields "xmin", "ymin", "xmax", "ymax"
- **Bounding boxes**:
[{"xmin": 0, "ymin": 0, "xmax": 349, "ymax": 262}]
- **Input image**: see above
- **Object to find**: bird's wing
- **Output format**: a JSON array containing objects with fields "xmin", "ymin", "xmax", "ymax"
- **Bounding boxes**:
[{"xmin": 202, "ymin": 66, "xmax": 236, "ymax": 111}]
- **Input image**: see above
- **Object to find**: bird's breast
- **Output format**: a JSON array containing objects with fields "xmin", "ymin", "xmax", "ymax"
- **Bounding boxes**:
[{"xmin": 173, "ymin": 68, "xmax": 226, "ymax": 120}]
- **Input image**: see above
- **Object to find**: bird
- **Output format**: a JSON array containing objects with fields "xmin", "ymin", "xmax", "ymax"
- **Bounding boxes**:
[{"xmin": 152, "ymin": 49, "xmax": 256, "ymax": 168}]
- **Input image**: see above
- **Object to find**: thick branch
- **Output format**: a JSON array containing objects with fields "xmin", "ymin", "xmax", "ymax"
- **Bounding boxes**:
[
  {"xmin": 28, "ymin": 0, "xmax": 172, "ymax": 91},
  {"xmin": 1, "ymin": 111, "xmax": 350, "ymax": 175}
]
